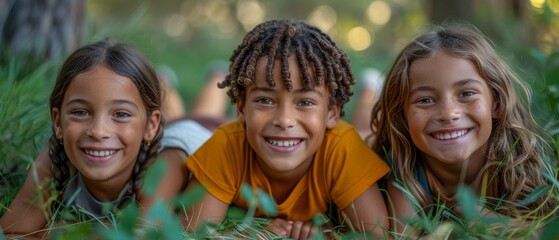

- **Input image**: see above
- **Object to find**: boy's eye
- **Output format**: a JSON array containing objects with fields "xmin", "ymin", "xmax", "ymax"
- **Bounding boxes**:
[
  {"xmin": 298, "ymin": 99, "xmax": 315, "ymax": 107},
  {"xmin": 255, "ymin": 97, "xmax": 274, "ymax": 105}
]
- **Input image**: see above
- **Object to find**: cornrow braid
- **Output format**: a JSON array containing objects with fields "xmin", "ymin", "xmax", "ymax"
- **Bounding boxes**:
[{"xmin": 219, "ymin": 19, "xmax": 356, "ymax": 116}]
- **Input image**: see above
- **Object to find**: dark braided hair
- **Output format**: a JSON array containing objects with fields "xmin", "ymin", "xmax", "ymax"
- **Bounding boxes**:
[
  {"xmin": 218, "ymin": 19, "xmax": 356, "ymax": 116},
  {"xmin": 49, "ymin": 40, "xmax": 163, "ymax": 205}
]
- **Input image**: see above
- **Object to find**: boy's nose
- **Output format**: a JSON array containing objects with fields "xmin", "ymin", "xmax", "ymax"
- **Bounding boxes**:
[
  {"xmin": 87, "ymin": 117, "xmax": 112, "ymax": 140},
  {"xmin": 273, "ymin": 105, "xmax": 295, "ymax": 129}
]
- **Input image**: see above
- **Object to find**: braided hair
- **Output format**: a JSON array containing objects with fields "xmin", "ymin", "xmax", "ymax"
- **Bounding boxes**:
[
  {"xmin": 49, "ymin": 40, "xmax": 163, "ymax": 205},
  {"xmin": 218, "ymin": 19, "xmax": 355, "ymax": 116}
]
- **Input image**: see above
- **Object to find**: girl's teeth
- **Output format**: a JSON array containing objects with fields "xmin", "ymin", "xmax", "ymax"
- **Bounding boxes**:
[
  {"xmin": 434, "ymin": 129, "xmax": 468, "ymax": 140},
  {"xmin": 85, "ymin": 150, "xmax": 116, "ymax": 157}
]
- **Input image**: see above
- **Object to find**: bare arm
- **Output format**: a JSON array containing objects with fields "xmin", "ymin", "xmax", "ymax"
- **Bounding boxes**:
[
  {"xmin": 0, "ymin": 148, "xmax": 52, "ymax": 239},
  {"xmin": 180, "ymin": 178, "xmax": 229, "ymax": 232},
  {"xmin": 340, "ymin": 183, "xmax": 389, "ymax": 238},
  {"xmin": 386, "ymin": 179, "xmax": 422, "ymax": 239}
]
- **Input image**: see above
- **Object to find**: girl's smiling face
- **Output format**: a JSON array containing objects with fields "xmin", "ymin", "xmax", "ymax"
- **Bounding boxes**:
[
  {"xmin": 405, "ymin": 51, "xmax": 498, "ymax": 169},
  {"xmin": 52, "ymin": 64, "xmax": 160, "ymax": 195}
]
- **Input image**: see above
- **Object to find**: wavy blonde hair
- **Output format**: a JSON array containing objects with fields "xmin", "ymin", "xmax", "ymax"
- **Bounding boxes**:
[{"xmin": 371, "ymin": 23, "xmax": 557, "ymax": 217}]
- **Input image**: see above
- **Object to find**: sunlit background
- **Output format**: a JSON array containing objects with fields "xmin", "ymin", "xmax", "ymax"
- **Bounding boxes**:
[{"xmin": 4, "ymin": 0, "xmax": 559, "ymax": 117}]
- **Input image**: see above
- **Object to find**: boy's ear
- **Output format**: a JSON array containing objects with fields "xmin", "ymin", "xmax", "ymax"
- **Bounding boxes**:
[
  {"xmin": 52, "ymin": 108, "xmax": 62, "ymax": 139},
  {"xmin": 236, "ymin": 101, "xmax": 246, "ymax": 123},
  {"xmin": 326, "ymin": 104, "xmax": 340, "ymax": 129},
  {"xmin": 144, "ymin": 110, "xmax": 161, "ymax": 142}
]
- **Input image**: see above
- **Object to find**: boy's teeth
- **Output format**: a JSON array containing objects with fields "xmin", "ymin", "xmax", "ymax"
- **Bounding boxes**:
[
  {"xmin": 85, "ymin": 149, "xmax": 116, "ymax": 157},
  {"xmin": 433, "ymin": 129, "xmax": 468, "ymax": 140},
  {"xmin": 268, "ymin": 139, "xmax": 301, "ymax": 147}
]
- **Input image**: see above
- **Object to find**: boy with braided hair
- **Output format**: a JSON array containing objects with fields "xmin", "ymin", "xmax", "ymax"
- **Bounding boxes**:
[{"xmin": 181, "ymin": 19, "xmax": 389, "ymax": 239}]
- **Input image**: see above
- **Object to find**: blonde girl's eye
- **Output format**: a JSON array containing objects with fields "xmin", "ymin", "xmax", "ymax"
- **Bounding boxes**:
[
  {"xmin": 460, "ymin": 90, "xmax": 476, "ymax": 98},
  {"xmin": 415, "ymin": 97, "xmax": 434, "ymax": 104}
]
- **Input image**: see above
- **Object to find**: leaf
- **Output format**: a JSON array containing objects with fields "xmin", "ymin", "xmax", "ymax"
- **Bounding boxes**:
[
  {"xmin": 541, "ymin": 218, "xmax": 559, "ymax": 240},
  {"xmin": 58, "ymin": 223, "xmax": 93, "ymax": 240},
  {"xmin": 257, "ymin": 189, "xmax": 277, "ymax": 217},
  {"xmin": 313, "ymin": 214, "xmax": 327, "ymax": 226},
  {"xmin": 146, "ymin": 199, "xmax": 171, "ymax": 223},
  {"xmin": 118, "ymin": 203, "xmax": 139, "ymax": 232},
  {"xmin": 455, "ymin": 185, "xmax": 478, "ymax": 221},
  {"xmin": 240, "ymin": 183, "xmax": 255, "ymax": 205},
  {"xmin": 142, "ymin": 158, "xmax": 167, "ymax": 197},
  {"xmin": 174, "ymin": 184, "xmax": 205, "ymax": 209},
  {"xmin": 101, "ymin": 230, "xmax": 135, "ymax": 240},
  {"xmin": 226, "ymin": 206, "xmax": 247, "ymax": 219},
  {"xmin": 519, "ymin": 185, "xmax": 551, "ymax": 206}
]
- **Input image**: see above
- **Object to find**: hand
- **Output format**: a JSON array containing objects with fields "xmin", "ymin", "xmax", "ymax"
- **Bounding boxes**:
[{"xmin": 265, "ymin": 218, "xmax": 317, "ymax": 240}]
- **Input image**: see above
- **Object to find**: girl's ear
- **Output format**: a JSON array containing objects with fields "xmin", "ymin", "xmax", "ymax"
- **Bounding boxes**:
[
  {"xmin": 236, "ymin": 101, "xmax": 246, "ymax": 123},
  {"xmin": 492, "ymin": 100, "xmax": 500, "ymax": 119},
  {"xmin": 144, "ymin": 110, "xmax": 161, "ymax": 142},
  {"xmin": 326, "ymin": 104, "xmax": 340, "ymax": 130},
  {"xmin": 52, "ymin": 108, "xmax": 62, "ymax": 139}
]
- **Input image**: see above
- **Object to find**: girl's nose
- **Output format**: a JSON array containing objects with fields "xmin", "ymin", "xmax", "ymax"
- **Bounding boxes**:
[
  {"xmin": 436, "ymin": 98, "xmax": 461, "ymax": 123},
  {"xmin": 86, "ymin": 117, "xmax": 111, "ymax": 140},
  {"xmin": 273, "ymin": 104, "xmax": 295, "ymax": 130}
]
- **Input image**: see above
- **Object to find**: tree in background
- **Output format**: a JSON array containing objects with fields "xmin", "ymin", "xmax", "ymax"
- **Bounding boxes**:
[{"xmin": 0, "ymin": 0, "xmax": 86, "ymax": 68}]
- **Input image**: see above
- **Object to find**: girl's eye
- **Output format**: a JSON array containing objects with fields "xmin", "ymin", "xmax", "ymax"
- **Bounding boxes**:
[
  {"xmin": 416, "ymin": 97, "xmax": 433, "ymax": 104},
  {"xmin": 70, "ymin": 110, "xmax": 89, "ymax": 117},
  {"xmin": 460, "ymin": 90, "xmax": 476, "ymax": 98},
  {"xmin": 114, "ymin": 112, "xmax": 131, "ymax": 118}
]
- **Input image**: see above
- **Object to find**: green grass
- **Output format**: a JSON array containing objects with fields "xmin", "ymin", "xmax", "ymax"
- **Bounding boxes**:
[{"xmin": 0, "ymin": 55, "xmax": 57, "ymax": 215}]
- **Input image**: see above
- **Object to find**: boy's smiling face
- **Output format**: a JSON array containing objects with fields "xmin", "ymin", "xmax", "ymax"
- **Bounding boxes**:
[{"xmin": 238, "ymin": 55, "xmax": 339, "ymax": 180}]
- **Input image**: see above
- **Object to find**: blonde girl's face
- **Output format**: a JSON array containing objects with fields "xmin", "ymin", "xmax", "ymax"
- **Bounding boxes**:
[
  {"xmin": 52, "ymin": 65, "xmax": 160, "ymax": 197},
  {"xmin": 405, "ymin": 51, "xmax": 498, "ymax": 169},
  {"xmin": 238, "ymin": 56, "xmax": 339, "ymax": 180}
]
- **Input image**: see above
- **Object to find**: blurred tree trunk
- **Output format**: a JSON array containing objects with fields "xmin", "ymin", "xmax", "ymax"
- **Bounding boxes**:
[
  {"xmin": 0, "ymin": 0, "xmax": 86, "ymax": 62},
  {"xmin": 425, "ymin": 0, "xmax": 474, "ymax": 24}
]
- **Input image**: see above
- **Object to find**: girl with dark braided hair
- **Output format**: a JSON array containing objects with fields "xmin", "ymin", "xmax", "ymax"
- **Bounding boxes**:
[
  {"xmin": 181, "ymin": 19, "xmax": 389, "ymax": 239},
  {"xmin": 1, "ymin": 41, "xmax": 187, "ymax": 238}
]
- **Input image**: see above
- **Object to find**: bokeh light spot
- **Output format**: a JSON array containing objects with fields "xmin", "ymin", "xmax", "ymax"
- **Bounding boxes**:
[
  {"xmin": 367, "ymin": 1, "xmax": 391, "ymax": 25},
  {"xmin": 346, "ymin": 26, "xmax": 372, "ymax": 51}
]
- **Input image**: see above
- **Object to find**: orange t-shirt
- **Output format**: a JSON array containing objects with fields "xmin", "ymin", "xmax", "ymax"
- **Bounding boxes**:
[{"xmin": 186, "ymin": 120, "xmax": 389, "ymax": 221}]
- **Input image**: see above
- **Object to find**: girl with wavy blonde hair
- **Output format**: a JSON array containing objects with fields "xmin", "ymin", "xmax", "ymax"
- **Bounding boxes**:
[{"xmin": 371, "ymin": 23, "xmax": 557, "ymax": 237}]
